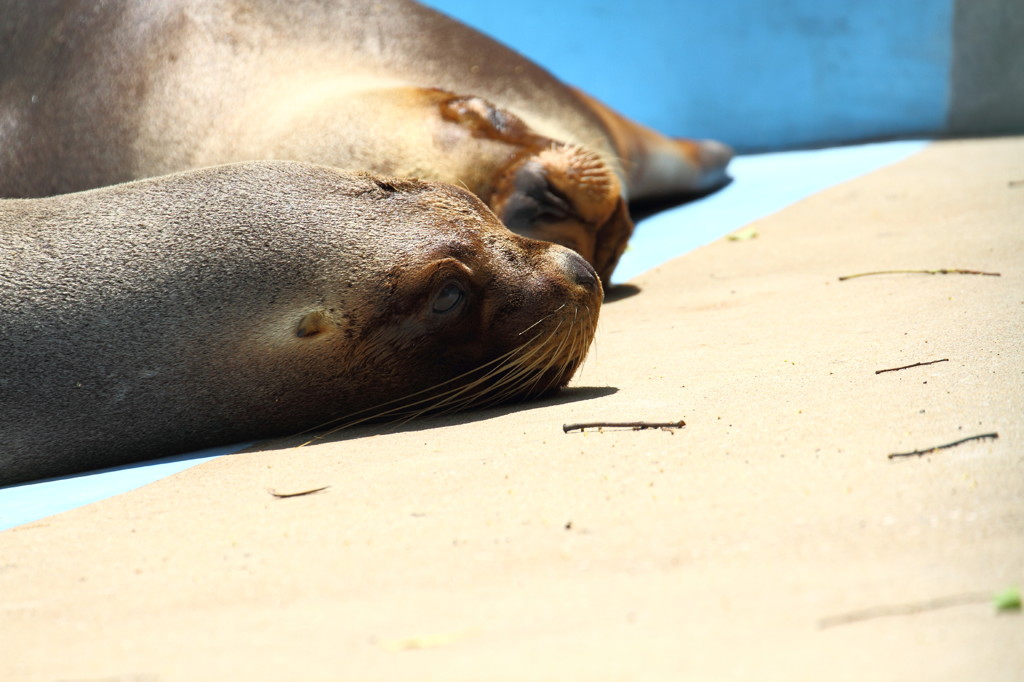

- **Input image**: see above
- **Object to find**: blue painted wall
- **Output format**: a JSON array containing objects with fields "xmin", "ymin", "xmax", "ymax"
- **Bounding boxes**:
[{"xmin": 422, "ymin": 0, "xmax": 1018, "ymax": 152}]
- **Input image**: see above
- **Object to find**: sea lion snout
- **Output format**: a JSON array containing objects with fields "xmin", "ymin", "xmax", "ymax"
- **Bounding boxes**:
[{"xmin": 556, "ymin": 246, "xmax": 601, "ymax": 291}]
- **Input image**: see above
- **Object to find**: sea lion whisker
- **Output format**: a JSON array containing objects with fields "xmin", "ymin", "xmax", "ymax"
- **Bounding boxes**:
[
  {"xmin": 413, "ymin": 323, "xmax": 565, "ymax": 416},
  {"xmin": 447, "ymin": 360, "xmax": 540, "ymax": 412},
  {"xmin": 429, "ymin": 329, "xmax": 556, "ymax": 403},
  {"xmin": 297, "ymin": 328, "xmax": 548, "ymax": 435},
  {"xmin": 565, "ymin": 304, "xmax": 594, "ymax": 368},
  {"xmin": 395, "ymin": 366, "xmax": 518, "ymax": 419},
  {"xmin": 517, "ymin": 304, "xmax": 566, "ymax": 337},
  {"xmin": 298, "ymin": 326, "xmax": 555, "ymax": 443},
  {"xmin": 571, "ymin": 306, "xmax": 595, "ymax": 372},
  {"xmin": 525, "ymin": 316, "xmax": 575, "ymax": 391},
  {"xmin": 517, "ymin": 347, "xmax": 565, "ymax": 398},
  {"xmin": 559, "ymin": 318, "xmax": 592, "ymax": 383},
  {"xmin": 480, "ymin": 326, "xmax": 568, "ymax": 406},
  {"xmin": 432, "ymin": 371, "xmax": 537, "ymax": 417},
  {"xmin": 530, "ymin": 313, "xmax": 582, "ymax": 382},
  {"xmin": 364, "ymin": 343, "xmax": 547, "ymax": 424},
  {"xmin": 296, "ymin": 298, "xmax": 590, "ymax": 448},
  {"xmin": 421, "ymin": 335, "xmax": 555, "ymax": 414}
]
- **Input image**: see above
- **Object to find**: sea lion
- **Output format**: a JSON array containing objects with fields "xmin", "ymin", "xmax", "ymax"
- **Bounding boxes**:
[
  {"xmin": 0, "ymin": 161, "xmax": 601, "ymax": 485},
  {"xmin": 0, "ymin": 0, "xmax": 731, "ymax": 283}
]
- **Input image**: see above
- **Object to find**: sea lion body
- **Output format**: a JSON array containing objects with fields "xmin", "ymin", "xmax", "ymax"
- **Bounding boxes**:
[
  {"xmin": 0, "ymin": 0, "xmax": 731, "ymax": 281},
  {"xmin": 0, "ymin": 162, "xmax": 601, "ymax": 485}
]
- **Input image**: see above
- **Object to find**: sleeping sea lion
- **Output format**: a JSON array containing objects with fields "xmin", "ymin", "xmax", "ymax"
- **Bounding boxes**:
[
  {"xmin": 0, "ymin": 161, "xmax": 601, "ymax": 485},
  {"xmin": 0, "ymin": 0, "xmax": 731, "ymax": 282}
]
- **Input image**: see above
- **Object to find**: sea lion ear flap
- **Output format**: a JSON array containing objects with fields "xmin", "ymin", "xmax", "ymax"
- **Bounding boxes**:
[{"xmin": 295, "ymin": 309, "xmax": 333, "ymax": 338}]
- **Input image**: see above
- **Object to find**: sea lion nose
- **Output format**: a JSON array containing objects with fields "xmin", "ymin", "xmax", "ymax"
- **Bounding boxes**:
[{"xmin": 561, "ymin": 248, "xmax": 600, "ymax": 291}]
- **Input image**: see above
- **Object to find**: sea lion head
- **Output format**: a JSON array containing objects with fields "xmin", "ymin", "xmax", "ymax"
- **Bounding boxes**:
[
  {"xmin": 0, "ymin": 162, "xmax": 602, "ymax": 482},
  {"xmin": 488, "ymin": 143, "xmax": 631, "ymax": 286},
  {"xmin": 437, "ymin": 95, "xmax": 632, "ymax": 284},
  {"xmin": 289, "ymin": 173, "xmax": 604, "ymax": 429}
]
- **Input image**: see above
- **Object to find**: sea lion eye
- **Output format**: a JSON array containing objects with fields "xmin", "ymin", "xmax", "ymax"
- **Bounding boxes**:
[{"xmin": 431, "ymin": 281, "xmax": 465, "ymax": 314}]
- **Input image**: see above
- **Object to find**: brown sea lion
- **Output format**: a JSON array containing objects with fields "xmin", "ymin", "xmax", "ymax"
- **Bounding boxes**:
[
  {"xmin": 0, "ymin": 0, "xmax": 731, "ymax": 283},
  {"xmin": 0, "ymin": 162, "xmax": 601, "ymax": 485}
]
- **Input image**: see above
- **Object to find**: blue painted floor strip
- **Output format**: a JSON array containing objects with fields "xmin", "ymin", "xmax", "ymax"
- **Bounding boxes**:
[
  {"xmin": 614, "ymin": 140, "xmax": 928, "ymax": 283},
  {"xmin": 0, "ymin": 444, "xmax": 249, "ymax": 531},
  {"xmin": 0, "ymin": 140, "xmax": 927, "ymax": 531}
]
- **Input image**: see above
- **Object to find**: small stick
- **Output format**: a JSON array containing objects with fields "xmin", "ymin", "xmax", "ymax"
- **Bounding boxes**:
[
  {"xmin": 562, "ymin": 420, "xmax": 685, "ymax": 433},
  {"xmin": 888, "ymin": 432, "xmax": 998, "ymax": 459},
  {"xmin": 875, "ymin": 358, "xmax": 949, "ymax": 374},
  {"xmin": 838, "ymin": 269, "xmax": 1000, "ymax": 281},
  {"xmin": 819, "ymin": 591, "xmax": 991, "ymax": 629},
  {"xmin": 267, "ymin": 486, "xmax": 330, "ymax": 498}
]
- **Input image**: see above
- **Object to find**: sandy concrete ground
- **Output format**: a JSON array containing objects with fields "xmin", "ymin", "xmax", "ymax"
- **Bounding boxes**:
[{"xmin": 2, "ymin": 137, "xmax": 1021, "ymax": 681}]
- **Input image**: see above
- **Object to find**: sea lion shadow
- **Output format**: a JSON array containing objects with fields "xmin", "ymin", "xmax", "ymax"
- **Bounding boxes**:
[
  {"xmin": 247, "ymin": 385, "xmax": 620, "ymax": 452},
  {"xmin": 12, "ymin": 386, "xmax": 618, "ymax": 484},
  {"xmin": 604, "ymin": 283, "xmax": 641, "ymax": 303},
  {"xmin": 628, "ymin": 175, "xmax": 734, "ymax": 223},
  {"xmin": 600, "ymin": 177, "xmax": 734, "ymax": 305},
  {"xmin": 3, "ymin": 442, "xmax": 250, "ymax": 492}
]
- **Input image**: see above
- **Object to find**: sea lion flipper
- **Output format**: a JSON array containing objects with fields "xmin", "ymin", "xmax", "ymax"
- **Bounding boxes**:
[
  {"xmin": 570, "ymin": 87, "xmax": 733, "ymax": 201},
  {"xmin": 665, "ymin": 136, "xmax": 734, "ymax": 193}
]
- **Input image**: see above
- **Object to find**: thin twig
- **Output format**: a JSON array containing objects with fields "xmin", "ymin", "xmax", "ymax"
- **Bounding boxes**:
[
  {"xmin": 838, "ymin": 269, "xmax": 1001, "ymax": 281},
  {"xmin": 888, "ymin": 432, "xmax": 998, "ymax": 459},
  {"xmin": 562, "ymin": 420, "xmax": 685, "ymax": 433},
  {"xmin": 875, "ymin": 358, "xmax": 949, "ymax": 374},
  {"xmin": 819, "ymin": 591, "xmax": 992, "ymax": 629},
  {"xmin": 267, "ymin": 486, "xmax": 330, "ymax": 498}
]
